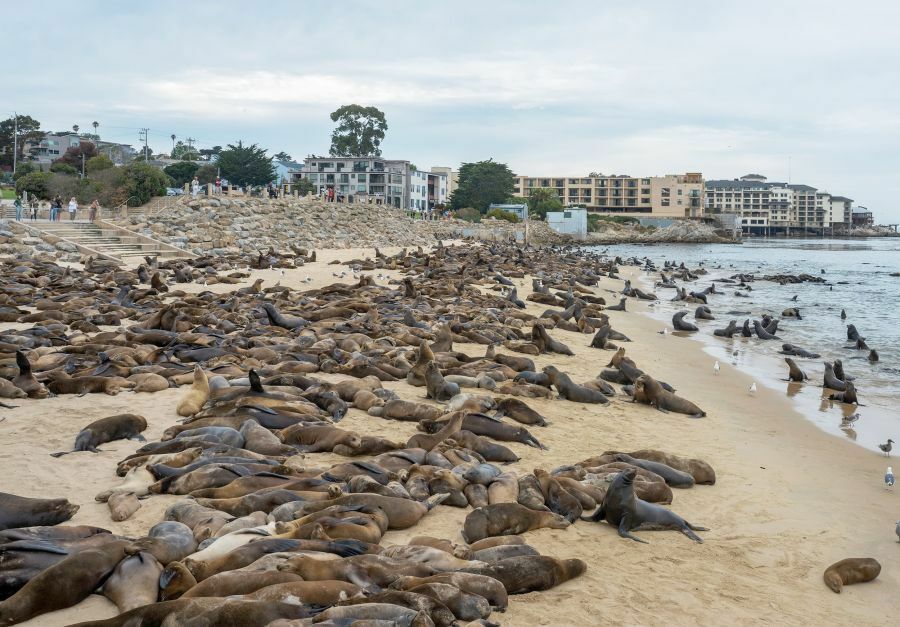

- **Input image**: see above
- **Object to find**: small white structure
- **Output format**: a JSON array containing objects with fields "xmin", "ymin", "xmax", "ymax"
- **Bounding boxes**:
[
  {"xmin": 546, "ymin": 208, "xmax": 587, "ymax": 237},
  {"xmin": 488, "ymin": 203, "xmax": 527, "ymax": 221}
]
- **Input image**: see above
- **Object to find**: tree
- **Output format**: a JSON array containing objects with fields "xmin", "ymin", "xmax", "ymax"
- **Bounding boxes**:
[
  {"xmin": 199, "ymin": 146, "xmax": 222, "ymax": 161},
  {"xmin": 171, "ymin": 140, "xmax": 199, "ymax": 161},
  {"xmin": 11, "ymin": 162, "xmax": 37, "ymax": 181},
  {"xmin": 328, "ymin": 105, "xmax": 388, "ymax": 157},
  {"xmin": 72, "ymin": 124, "xmax": 79, "ymax": 134},
  {"xmin": 85, "ymin": 155, "xmax": 114, "ymax": 174},
  {"xmin": 0, "ymin": 114, "xmax": 44, "ymax": 169},
  {"xmin": 485, "ymin": 208, "xmax": 519, "ymax": 223},
  {"xmin": 449, "ymin": 159, "xmax": 516, "ymax": 213},
  {"xmin": 92, "ymin": 121, "xmax": 99, "ymax": 137},
  {"xmin": 164, "ymin": 161, "xmax": 200, "ymax": 187},
  {"xmin": 217, "ymin": 141, "xmax": 275, "ymax": 187},
  {"xmin": 54, "ymin": 141, "xmax": 98, "ymax": 169},
  {"xmin": 295, "ymin": 178, "xmax": 315, "ymax": 195},
  {"xmin": 273, "ymin": 151, "xmax": 293, "ymax": 162},
  {"xmin": 124, "ymin": 162, "xmax": 169, "ymax": 205},
  {"xmin": 195, "ymin": 164, "xmax": 217, "ymax": 185},
  {"xmin": 50, "ymin": 162, "xmax": 79, "ymax": 176},
  {"xmin": 15, "ymin": 172, "xmax": 52, "ymax": 199},
  {"xmin": 526, "ymin": 187, "xmax": 563, "ymax": 220},
  {"xmin": 135, "ymin": 145, "xmax": 154, "ymax": 161}
]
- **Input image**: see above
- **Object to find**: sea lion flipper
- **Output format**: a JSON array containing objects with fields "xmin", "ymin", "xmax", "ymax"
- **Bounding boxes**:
[
  {"xmin": 618, "ymin": 518, "xmax": 648, "ymax": 543},
  {"xmin": 49, "ymin": 450, "xmax": 71, "ymax": 458}
]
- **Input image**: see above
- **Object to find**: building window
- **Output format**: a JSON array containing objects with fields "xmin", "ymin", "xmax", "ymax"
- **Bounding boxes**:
[
  {"xmin": 662, "ymin": 199, "xmax": 670, "ymax": 206},
  {"xmin": 336, "ymin": 162, "xmax": 345, "ymax": 171},
  {"xmin": 326, "ymin": 174, "xmax": 334, "ymax": 183},
  {"xmin": 564, "ymin": 211, "xmax": 572, "ymax": 218},
  {"xmin": 357, "ymin": 184, "xmax": 366, "ymax": 192},
  {"xmin": 677, "ymin": 189, "xmax": 683, "ymax": 195},
  {"xmin": 340, "ymin": 174, "xmax": 349, "ymax": 183}
]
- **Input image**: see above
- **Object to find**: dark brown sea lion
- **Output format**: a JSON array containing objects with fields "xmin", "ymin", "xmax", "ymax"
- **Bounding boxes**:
[
  {"xmin": 785, "ymin": 358, "xmax": 808, "ymax": 382},
  {"xmin": 378, "ymin": 399, "xmax": 444, "ymax": 422},
  {"xmin": 533, "ymin": 468, "xmax": 582, "ymax": 522},
  {"xmin": 12, "ymin": 351, "xmax": 47, "ymax": 399},
  {"xmin": 407, "ymin": 411, "xmax": 465, "ymax": 451},
  {"xmin": 0, "ymin": 540, "xmax": 128, "ymax": 625},
  {"xmin": 633, "ymin": 374, "xmax": 705, "ymax": 417},
  {"xmin": 279, "ymin": 493, "xmax": 448, "ymax": 530},
  {"xmin": 391, "ymin": 572, "xmax": 508, "ymax": 610},
  {"xmin": 494, "ymin": 398, "xmax": 547, "ymax": 426},
  {"xmin": 585, "ymin": 468, "xmax": 708, "ymax": 543},
  {"xmin": 542, "ymin": 365, "xmax": 609, "ymax": 404},
  {"xmin": 179, "ymin": 570, "xmax": 304, "ymax": 599},
  {"xmin": 425, "ymin": 361, "xmax": 460, "ymax": 401},
  {"xmin": 277, "ymin": 553, "xmax": 436, "ymax": 589},
  {"xmin": 829, "ymin": 381, "xmax": 858, "ymax": 404},
  {"xmin": 462, "ymin": 555, "xmax": 586, "ymax": 594},
  {"xmin": 51, "ymin": 414, "xmax": 148, "ymax": 457},
  {"xmin": 0, "ymin": 493, "xmax": 79, "ymax": 531},
  {"xmin": 531, "ymin": 323, "xmax": 573, "ymax": 355},
  {"xmin": 449, "ymin": 430, "xmax": 519, "ymax": 463},
  {"xmin": 462, "ymin": 503, "xmax": 570, "ymax": 543},
  {"xmin": 68, "ymin": 598, "xmax": 312, "ymax": 627},
  {"xmin": 420, "ymin": 413, "xmax": 545, "ymax": 449},
  {"xmin": 46, "ymin": 374, "xmax": 135, "ymax": 396},
  {"xmin": 823, "ymin": 558, "xmax": 881, "ymax": 593},
  {"xmin": 618, "ymin": 449, "xmax": 716, "ymax": 484},
  {"xmin": 672, "ymin": 311, "xmax": 698, "ymax": 331}
]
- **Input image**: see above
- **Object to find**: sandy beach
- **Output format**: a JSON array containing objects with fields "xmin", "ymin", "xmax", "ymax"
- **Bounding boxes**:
[{"xmin": 1, "ymin": 245, "xmax": 897, "ymax": 626}]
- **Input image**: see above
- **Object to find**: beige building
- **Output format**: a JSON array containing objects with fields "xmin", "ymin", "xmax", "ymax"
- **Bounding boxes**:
[
  {"xmin": 430, "ymin": 167, "xmax": 457, "ymax": 198},
  {"xmin": 513, "ymin": 172, "xmax": 704, "ymax": 217}
]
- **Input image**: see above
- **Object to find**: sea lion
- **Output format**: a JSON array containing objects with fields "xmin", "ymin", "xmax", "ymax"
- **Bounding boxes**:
[
  {"xmin": 829, "ymin": 381, "xmax": 858, "ymax": 404},
  {"xmin": 533, "ymin": 468, "xmax": 582, "ymax": 522},
  {"xmin": 128, "ymin": 372, "xmax": 170, "ymax": 393},
  {"xmin": 542, "ymin": 365, "xmax": 609, "ymax": 404},
  {"xmin": 672, "ymin": 311, "xmax": 698, "ymax": 332},
  {"xmin": 462, "ymin": 503, "xmax": 570, "ymax": 543},
  {"xmin": 46, "ymin": 374, "xmax": 135, "ymax": 396},
  {"xmin": 425, "ymin": 361, "xmax": 460, "ymax": 402},
  {"xmin": 694, "ymin": 305, "xmax": 715, "ymax": 320},
  {"xmin": 869, "ymin": 349, "xmax": 879, "ymax": 362},
  {"xmin": 633, "ymin": 374, "xmax": 705, "ymax": 417},
  {"xmin": 421, "ymin": 414, "xmax": 545, "ymax": 450},
  {"xmin": 11, "ymin": 351, "xmax": 47, "ymax": 399},
  {"xmin": 494, "ymin": 398, "xmax": 548, "ymax": 426},
  {"xmin": 585, "ymin": 468, "xmax": 708, "ymax": 543},
  {"xmin": 753, "ymin": 320, "xmax": 779, "ymax": 340},
  {"xmin": 0, "ymin": 493, "xmax": 79, "ymax": 531},
  {"xmin": 617, "ymin": 449, "xmax": 716, "ymax": 485},
  {"xmin": 0, "ymin": 540, "xmax": 128, "ymax": 625},
  {"xmin": 246, "ymin": 579, "xmax": 362, "ymax": 605},
  {"xmin": 785, "ymin": 358, "xmax": 808, "ymax": 382},
  {"xmin": 517, "ymin": 474, "xmax": 550, "ymax": 511},
  {"xmin": 379, "ymin": 399, "xmax": 444, "ymax": 422},
  {"xmin": 101, "ymin": 552, "xmax": 162, "ymax": 613},
  {"xmin": 612, "ymin": 453, "xmax": 695, "ymax": 488},
  {"xmin": 823, "ymin": 362, "xmax": 847, "ymax": 391},
  {"xmin": 68, "ymin": 598, "xmax": 312, "ymax": 626},
  {"xmin": 278, "ymin": 423, "xmax": 361, "ymax": 453},
  {"xmin": 449, "ymin": 430, "xmax": 519, "ymax": 463},
  {"xmin": 177, "ymin": 366, "xmax": 210, "ymax": 417},
  {"xmin": 847, "ymin": 324, "xmax": 860, "ymax": 341},
  {"xmin": 127, "ymin": 521, "xmax": 198, "ymax": 565},
  {"xmin": 407, "ymin": 411, "xmax": 465, "ymax": 451},
  {"xmin": 108, "ymin": 492, "xmax": 141, "ymax": 521},
  {"xmin": 462, "ymin": 555, "xmax": 586, "ymax": 594},
  {"xmin": 487, "ymin": 472, "xmax": 519, "ymax": 505},
  {"xmin": 50, "ymin": 414, "xmax": 148, "ymax": 457},
  {"xmin": 823, "ymin": 557, "xmax": 881, "ymax": 593},
  {"xmin": 277, "ymin": 553, "xmax": 435, "ymax": 589},
  {"xmin": 531, "ymin": 323, "xmax": 573, "ymax": 355},
  {"xmin": 391, "ymin": 573, "xmax": 508, "ymax": 610},
  {"xmin": 713, "ymin": 320, "xmax": 738, "ymax": 338},
  {"xmin": 277, "ymin": 493, "xmax": 448, "ymax": 530},
  {"xmin": 179, "ymin": 570, "xmax": 305, "ymax": 599},
  {"xmin": 310, "ymin": 603, "xmax": 425, "ymax": 626},
  {"xmin": 401, "ymin": 582, "xmax": 490, "ymax": 622},
  {"xmin": 0, "ymin": 379, "xmax": 25, "ymax": 400}
]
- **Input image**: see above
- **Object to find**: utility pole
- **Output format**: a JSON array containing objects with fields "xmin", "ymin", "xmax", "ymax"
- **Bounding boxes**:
[
  {"xmin": 12, "ymin": 112, "xmax": 17, "ymax": 176},
  {"xmin": 139, "ymin": 128, "xmax": 149, "ymax": 161},
  {"xmin": 81, "ymin": 153, "xmax": 85, "ymax": 179},
  {"xmin": 185, "ymin": 137, "xmax": 196, "ymax": 160}
]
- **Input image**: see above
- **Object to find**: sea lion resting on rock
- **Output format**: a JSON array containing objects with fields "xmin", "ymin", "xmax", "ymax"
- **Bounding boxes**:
[
  {"xmin": 633, "ymin": 374, "xmax": 705, "ymax": 417},
  {"xmin": 584, "ymin": 468, "xmax": 708, "ymax": 543},
  {"xmin": 823, "ymin": 558, "xmax": 881, "ymax": 593},
  {"xmin": 51, "ymin": 414, "xmax": 148, "ymax": 457}
]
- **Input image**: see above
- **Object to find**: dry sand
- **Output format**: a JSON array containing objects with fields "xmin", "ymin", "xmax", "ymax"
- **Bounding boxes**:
[{"xmin": 1, "ymin": 246, "xmax": 897, "ymax": 626}]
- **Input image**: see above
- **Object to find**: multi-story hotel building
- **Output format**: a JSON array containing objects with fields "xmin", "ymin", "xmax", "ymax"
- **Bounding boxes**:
[
  {"xmin": 513, "ymin": 173, "xmax": 704, "ymax": 217},
  {"xmin": 705, "ymin": 174, "xmax": 853, "ymax": 233}
]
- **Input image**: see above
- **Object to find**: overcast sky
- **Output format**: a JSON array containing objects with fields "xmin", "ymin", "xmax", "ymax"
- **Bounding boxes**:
[{"xmin": 7, "ymin": 0, "xmax": 899, "ymax": 220}]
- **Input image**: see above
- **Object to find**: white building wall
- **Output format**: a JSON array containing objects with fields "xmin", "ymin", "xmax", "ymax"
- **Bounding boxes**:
[{"xmin": 546, "ymin": 209, "xmax": 587, "ymax": 237}]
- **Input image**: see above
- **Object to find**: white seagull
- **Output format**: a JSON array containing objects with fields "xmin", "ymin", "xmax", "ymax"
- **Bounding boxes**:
[
  {"xmin": 885, "ymin": 466, "xmax": 895, "ymax": 488},
  {"xmin": 749, "ymin": 382, "xmax": 757, "ymax": 395},
  {"xmin": 713, "ymin": 361, "xmax": 720, "ymax": 375}
]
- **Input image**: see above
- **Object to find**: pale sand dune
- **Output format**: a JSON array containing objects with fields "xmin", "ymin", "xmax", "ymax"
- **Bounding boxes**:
[{"xmin": 0, "ymin": 247, "xmax": 895, "ymax": 626}]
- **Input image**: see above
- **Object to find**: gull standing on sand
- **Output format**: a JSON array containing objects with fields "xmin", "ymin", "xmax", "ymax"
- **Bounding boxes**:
[
  {"xmin": 879, "ymin": 439, "xmax": 894, "ymax": 456},
  {"xmin": 895, "ymin": 521, "xmax": 900, "ymax": 542},
  {"xmin": 885, "ymin": 467, "xmax": 894, "ymax": 488},
  {"xmin": 749, "ymin": 382, "xmax": 757, "ymax": 395},
  {"xmin": 714, "ymin": 361, "xmax": 720, "ymax": 375}
]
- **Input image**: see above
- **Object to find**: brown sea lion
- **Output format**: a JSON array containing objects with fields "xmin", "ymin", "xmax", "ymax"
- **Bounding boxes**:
[
  {"xmin": 517, "ymin": 474, "xmax": 549, "ymax": 511},
  {"xmin": 0, "ymin": 379, "xmax": 26, "ymax": 400},
  {"xmin": 0, "ymin": 493, "xmax": 79, "ymax": 531},
  {"xmin": 494, "ymin": 398, "xmax": 548, "ymax": 426},
  {"xmin": 378, "ymin": 399, "xmax": 444, "ymax": 422},
  {"xmin": 180, "ymin": 570, "xmax": 304, "ymax": 599},
  {"xmin": 11, "ymin": 351, "xmax": 47, "ymax": 399},
  {"xmin": 487, "ymin": 472, "xmax": 519, "ymax": 505},
  {"xmin": 107, "ymin": 492, "xmax": 141, "ymax": 521},
  {"xmin": 46, "ymin": 374, "xmax": 135, "ymax": 395},
  {"xmin": 68, "ymin": 598, "xmax": 312, "ymax": 626},
  {"xmin": 425, "ymin": 361, "xmax": 460, "ymax": 401},
  {"xmin": 246, "ymin": 579, "xmax": 362, "ymax": 604},
  {"xmin": 51, "ymin": 413, "xmax": 148, "ymax": 457},
  {"xmin": 0, "ymin": 540, "xmax": 128, "ymax": 625},
  {"xmin": 533, "ymin": 468, "xmax": 582, "ymax": 522},
  {"xmin": 339, "ymin": 588, "xmax": 456, "ymax": 626},
  {"xmin": 406, "ymin": 582, "xmax": 492, "ymax": 622},
  {"xmin": 462, "ymin": 503, "xmax": 570, "ymax": 543},
  {"xmin": 785, "ymin": 358, "xmax": 808, "ymax": 382},
  {"xmin": 177, "ymin": 366, "xmax": 209, "ymax": 417},
  {"xmin": 542, "ymin": 365, "xmax": 609, "ymax": 404},
  {"xmin": 101, "ymin": 552, "xmax": 162, "ymax": 612},
  {"xmin": 823, "ymin": 558, "xmax": 881, "ymax": 593},
  {"xmin": 625, "ymin": 449, "xmax": 716, "ymax": 485},
  {"xmin": 273, "ymin": 493, "xmax": 448, "ymax": 530},
  {"xmin": 407, "ymin": 411, "xmax": 465, "ymax": 451},
  {"xmin": 126, "ymin": 521, "xmax": 198, "ymax": 565},
  {"xmin": 128, "ymin": 372, "xmax": 170, "ymax": 392},
  {"xmin": 278, "ymin": 423, "xmax": 361, "ymax": 453},
  {"xmin": 462, "ymin": 555, "xmax": 586, "ymax": 594},
  {"xmin": 633, "ymin": 374, "xmax": 705, "ymax": 417},
  {"xmin": 277, "ymin": 553, "xmax": 436, "ymax": 589},
  {"xmin": 391, "ymin": 572, "xmax": 508, "ymax": 610}
]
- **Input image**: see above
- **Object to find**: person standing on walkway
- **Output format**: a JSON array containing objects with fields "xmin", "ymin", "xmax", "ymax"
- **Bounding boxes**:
[
  {"xmin": 30, "ymin": 199, "xmax": 38, "ymax": 221},
  {"xmin": 191, "ymin": 176, "xmax": 200, "ymax": 198},
  {"xmin": 14, "ymin": 195, "xmax": 22, "ymax": 221},
  {"xmin": 50, "ymin": 195, "xmax": 60, "ymax": 221},
  {"xmin": 68, "ymin": 197, "xmax": 77, "ymax": 221},
  {"xmin": 89, "ymin": 199, "xmax": 99, "ymax": 222}
]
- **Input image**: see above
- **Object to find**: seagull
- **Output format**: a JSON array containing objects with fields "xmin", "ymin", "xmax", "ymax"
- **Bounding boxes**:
[
  {"xmin": 280, "ymin": 269, "xmax": 285, "ymax": 277},
  {"xmin": 749, "ymin": 382, "xmax": 757, "ymax": 395},
  {"xmin": 879, "ymin": 439, "xmax": 895, "ymax": 457},
  {"xmin": 885, "ymin": 466, "xmax": 895, "ymax": 488},
  {"xmin": 896, "ymin": 520, "xmax": 900, "ymax": 542},
  {"xmin": 713, "ymin": 361, "xmax": 720, "ymax": 375},
  {"xmin": 303, "ymin": 276, "xmax": 312, "ymax": 283},
  {"xmin": 658, "ymin": 327, "xmax": 669, "ymax": 336}
]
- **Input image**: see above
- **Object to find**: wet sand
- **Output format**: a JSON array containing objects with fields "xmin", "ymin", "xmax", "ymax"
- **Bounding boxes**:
[{"xmin": 1, "ymin": 247, "xmax": 896, "ymax": 626}]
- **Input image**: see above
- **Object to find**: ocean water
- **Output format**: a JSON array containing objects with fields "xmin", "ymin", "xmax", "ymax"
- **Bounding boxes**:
[{"xmin": 586, "ymin": 238, "xmax": 900, "ymax": 452}]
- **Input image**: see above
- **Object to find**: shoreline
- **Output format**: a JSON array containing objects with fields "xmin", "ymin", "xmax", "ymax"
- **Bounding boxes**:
[{"xmin": 1, "ymin": 245, "xmax": 896, "ymax": 625}]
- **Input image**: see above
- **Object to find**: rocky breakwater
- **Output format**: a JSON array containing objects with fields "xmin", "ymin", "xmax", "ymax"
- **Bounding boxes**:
[
  {"xmin": 0, "ymin": 219, "xmax": 83, "ymax": 262},
  {"xmin": 112, "ymin": 197, "xmax": 463, "ymax": 255},
  {"xmin": 586, "ymin": 219, "xmax": 735, "ymax": 244}
]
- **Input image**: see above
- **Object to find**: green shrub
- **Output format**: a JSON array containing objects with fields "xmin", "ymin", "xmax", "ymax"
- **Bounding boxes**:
[
  {"xmin": 455, "ymin": 207, "xmax": 481, "ymax": 223},
  {"xmin": 50, "ymin": 162, "xmax": 78, "ymax": 176},
  {"xmin": 85, "ymin": 155, "xmax": 114, "ymax": 174},
  {"xmin": 15, "ymin": 172, "xmax": 52, "ymax": 199},
  {"xmin": 485, "ymin": 208, "xmax": 519, "ymax": 223}
]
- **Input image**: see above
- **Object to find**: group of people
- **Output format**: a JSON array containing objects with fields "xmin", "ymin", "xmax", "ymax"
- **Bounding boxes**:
[
  {"xmin": 191, "ymin": 176, "xmax": 226, "ymax": 197},
  {"xmin": 13, "ymin": 195, "xmax": 99, "ymax": 222}
]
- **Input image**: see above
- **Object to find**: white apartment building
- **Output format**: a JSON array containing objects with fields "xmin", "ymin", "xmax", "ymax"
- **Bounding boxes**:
[
  {"xmin": 704, "ymin": 174, "xmax": 853, "ymax": 233},
  {"xmin": 296, "ymin": 157, "xmax": 446, "ymax": 210}
]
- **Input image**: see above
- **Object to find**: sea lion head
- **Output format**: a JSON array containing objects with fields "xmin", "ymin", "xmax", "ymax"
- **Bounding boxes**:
[
  {"xmin": 619, "ymin": 467, "xmax": 638, "ymax": 485},
  {"xmin": 159, "ymin": 560, "xmax": 197, "ymax": 600}
]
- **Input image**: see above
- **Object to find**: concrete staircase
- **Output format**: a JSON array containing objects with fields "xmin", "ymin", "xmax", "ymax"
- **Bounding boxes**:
[{"xmin": 2, "ymin": 206, "xmax": 193, "ymax": 262}]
